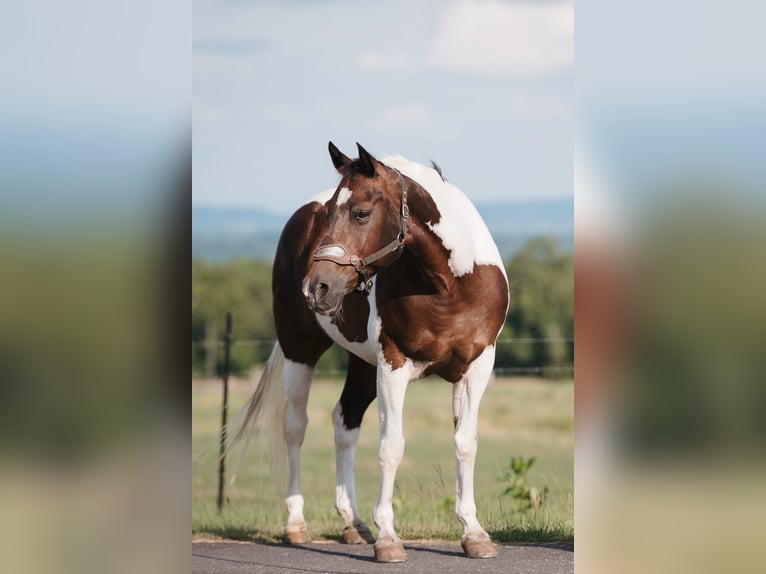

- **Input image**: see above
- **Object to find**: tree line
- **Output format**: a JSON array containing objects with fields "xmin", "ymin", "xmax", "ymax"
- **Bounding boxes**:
[{"xmin": 192, "ymin": 236, "xmax": 573, "ymax": 377}]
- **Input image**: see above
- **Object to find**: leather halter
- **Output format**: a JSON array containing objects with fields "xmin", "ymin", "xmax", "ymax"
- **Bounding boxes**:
[{"xmin": 312, "ymin": 170, "xmax": 409, "ymax": 295}]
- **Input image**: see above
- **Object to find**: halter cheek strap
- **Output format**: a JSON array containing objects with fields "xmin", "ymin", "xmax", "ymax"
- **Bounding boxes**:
[{"xmin": 313, "ymin": 170, "xmax": 409, "ymax": 295}]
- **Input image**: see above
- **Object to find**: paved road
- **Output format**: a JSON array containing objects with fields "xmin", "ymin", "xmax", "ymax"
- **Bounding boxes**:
[{"xmin": 192, "ymin": 540, "xmax": 573, "ymax": 574}]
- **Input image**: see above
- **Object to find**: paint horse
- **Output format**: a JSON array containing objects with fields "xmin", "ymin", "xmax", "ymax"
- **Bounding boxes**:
[{"xmin": 237, "ymin": 143, "xmax": 508, "ymax": 562}]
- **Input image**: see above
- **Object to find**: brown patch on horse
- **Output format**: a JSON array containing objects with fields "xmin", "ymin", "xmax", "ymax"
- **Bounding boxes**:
[
  {"xmin": 331, "ymin": 292, "xmax": 370, "ymax": 343},
  {"xmin": 372, "ymin": 176, "xmax": 508, "ymax": 382},
  {"xmin": 376, "ymin": 261, "xmax": 508, "ymax": 382},
  {"xmin": 273, "ymin": 200, "xmax": 333, "ymax": 365}
]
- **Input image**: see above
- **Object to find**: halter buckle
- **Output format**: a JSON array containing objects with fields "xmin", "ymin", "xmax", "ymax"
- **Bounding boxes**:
[{"xmin": 356, "ymin": 277, "xmax": 373, "ymax": 294}]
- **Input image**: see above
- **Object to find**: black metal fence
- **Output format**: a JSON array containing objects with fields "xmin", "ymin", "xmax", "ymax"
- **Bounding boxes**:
[{"xmin": 192, "ymin": 335, "xmax": 574, "ymax": 379}]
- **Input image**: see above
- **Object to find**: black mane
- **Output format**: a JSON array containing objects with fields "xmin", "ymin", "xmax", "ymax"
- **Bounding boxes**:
[{"xmin": 430, "ymin": 160, "xmax": 446, "ymax": 181}]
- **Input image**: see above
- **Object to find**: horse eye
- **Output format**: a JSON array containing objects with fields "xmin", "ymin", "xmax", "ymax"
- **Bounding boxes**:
[{"xmin": 352, "ymin": 209, "xmax": 371, "ymax": 223}]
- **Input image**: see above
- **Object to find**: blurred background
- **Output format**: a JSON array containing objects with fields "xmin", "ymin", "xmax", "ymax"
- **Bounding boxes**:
[
  {"xmin": 576, "ymin": 1, "xmax": 766, "ymax": 572},
  {"xmin": 0, "ymin": 1, "xmax": 189, "ymax": 573},
  {"xmin": 2, "ymin": 0, "xmax": 765, "ymax": 572}
]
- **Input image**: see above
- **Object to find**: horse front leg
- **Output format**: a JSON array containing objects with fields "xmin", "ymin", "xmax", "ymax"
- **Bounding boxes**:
[
  {"xmin": 333, "ymin": 354, "xmax": 377, "ymax": 544},
  {"xmin": 283, "ymin": 359, "xmax": 314, "ymax": 544},
  {"xmin": 452, "ymin": 346, "xmax": 497, "ymax": 558},
  {"xmin": 372, "ymin": 364, "xmax": 410, "ymax": 563}
]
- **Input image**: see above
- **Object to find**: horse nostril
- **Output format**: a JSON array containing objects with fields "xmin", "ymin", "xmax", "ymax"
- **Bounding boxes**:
[{"xmin": 314, "ymin": 281, "xmax": 329, "ymax": 302}]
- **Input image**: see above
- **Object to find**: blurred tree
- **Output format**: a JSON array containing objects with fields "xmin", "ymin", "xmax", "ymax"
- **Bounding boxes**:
[
  {"xmin": 192, "ymin": 235, "xmax": 573, "ymax": 377},
  {"xmin": 192, "ymin": 259, "xmax": 275, "ymax": 375},
  {"xmin": 497, "ymin": 236, "xmax": 574, "ymax": 374}
]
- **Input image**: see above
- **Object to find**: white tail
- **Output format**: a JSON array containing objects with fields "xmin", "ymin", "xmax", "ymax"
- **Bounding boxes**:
[{"xmin": 228, "ymin": 342, "xmax": 287, "ymax": 485}]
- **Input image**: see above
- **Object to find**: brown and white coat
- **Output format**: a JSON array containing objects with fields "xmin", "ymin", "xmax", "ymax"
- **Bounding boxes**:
[{"xmin": 238, "ymin": 143, "xmax": 509, "ymax": 562}]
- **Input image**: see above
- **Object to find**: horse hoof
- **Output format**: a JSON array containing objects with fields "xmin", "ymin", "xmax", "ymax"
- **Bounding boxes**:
[
  {"xmin": 374, "ymin": 540, "xmax": 407, "ymax": 563},
  {"xmin": 343, "ymin": 525, "xmax": 375, "ymax": 545},
  {"xmin": 461, "ymin": 537, "xmax": 497, "ymax": 559},
  {"xmin": 284, "ymin": 526, "xmax": 311, "ymax": 544}
]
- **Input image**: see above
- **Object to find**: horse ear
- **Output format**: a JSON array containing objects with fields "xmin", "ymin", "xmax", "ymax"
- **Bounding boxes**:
[
  {"xmin": 328, "ymin": 141, "xmax": 351, "ymax": 172},
  {"xmin": 355, "ymin": 143, "xmax": 377, "ymax": 178}
]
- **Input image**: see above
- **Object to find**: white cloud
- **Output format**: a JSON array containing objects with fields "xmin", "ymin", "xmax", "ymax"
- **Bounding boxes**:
[{"xmin": 426, "ymin": 1, "xmax": 573, "ymax": 78}]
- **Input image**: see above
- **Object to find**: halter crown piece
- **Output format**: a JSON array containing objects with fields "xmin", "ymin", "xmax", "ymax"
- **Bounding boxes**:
[{"xmin": 313, "ymin": 170, "xmax": 409, "ymax": 295}]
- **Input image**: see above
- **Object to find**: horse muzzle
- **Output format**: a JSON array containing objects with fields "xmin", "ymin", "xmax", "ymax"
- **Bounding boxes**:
[{"xmin": 302, "ymin": 274, "xmax": 344, "ymax": 317}]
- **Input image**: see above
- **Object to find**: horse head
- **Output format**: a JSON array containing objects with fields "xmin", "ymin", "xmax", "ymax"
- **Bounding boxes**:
[{"xmin": 302, "ymin": 142, "xmax": 409, "ymax": 316}]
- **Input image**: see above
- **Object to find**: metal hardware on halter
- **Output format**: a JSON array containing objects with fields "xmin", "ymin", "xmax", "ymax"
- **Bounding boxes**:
[{"xmin": 312, "ymin": 169, "xmax": 409, "ymax": 296}]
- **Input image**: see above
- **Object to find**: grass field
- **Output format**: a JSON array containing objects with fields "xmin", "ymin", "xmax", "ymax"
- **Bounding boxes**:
[{"xmin": 192, "ymin": 375, "xmax": 573, "ymax": 544}]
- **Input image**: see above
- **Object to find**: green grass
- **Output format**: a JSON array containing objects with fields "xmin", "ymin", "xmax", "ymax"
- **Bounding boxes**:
[{"xmin": 192, "ymin": 375, "xmax": 573, "ymax": 544}]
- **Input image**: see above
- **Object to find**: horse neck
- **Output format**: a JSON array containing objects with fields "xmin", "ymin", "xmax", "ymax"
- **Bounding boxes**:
[{"xmin": 400, "ymin": 181, "xmax": 457, "ymax": 291}]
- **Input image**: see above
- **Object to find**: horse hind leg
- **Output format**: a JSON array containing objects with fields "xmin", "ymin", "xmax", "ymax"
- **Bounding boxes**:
[
  {"xmin": 283, "ymin": 359, "xmax": 315, "ymax": 544},
  {"xmin": 333, "ymin": 354, "xmax": 377, "ymax": 544},
  {"xmin": 452, "ymin": 346, "xmax": 498, "ymax": 559}
]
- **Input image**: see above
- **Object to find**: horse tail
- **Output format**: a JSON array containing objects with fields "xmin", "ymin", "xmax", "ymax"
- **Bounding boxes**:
[{"xmin": 227, "ymin": 341, "xmax": 287, "ymax": 485}]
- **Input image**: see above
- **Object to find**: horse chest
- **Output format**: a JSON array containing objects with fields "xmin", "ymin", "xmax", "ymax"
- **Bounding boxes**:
[
  {"xmin": 311, "ymin": 281, "xmax": 441, "ymax": 373},
  {"xmin": 313, "ymin": 288, "xmax": 379, "ymax": 366}
]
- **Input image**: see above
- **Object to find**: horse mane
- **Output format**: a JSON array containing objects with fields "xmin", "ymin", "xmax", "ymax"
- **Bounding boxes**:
[{"xmin": 430, "ymin": 160, "xmax": 446, "ymax": 181}]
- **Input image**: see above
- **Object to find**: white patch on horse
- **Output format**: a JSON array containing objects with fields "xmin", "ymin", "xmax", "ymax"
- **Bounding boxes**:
[
  {"xmin": 377, "ymin": 352, "xmax": 430, "ymax": 382},
  {"xmin": 283, "ymin": 359, "xmax": 314, "ymax": 536},
  {"xmin": 367, "ymin": 283, "xmax": 382, "ymax": 348},
  {"xmin": 452, "ymin": 345, "xmax": 495, "ymax": 540},
  {"xmin": 372, "ymin": 359, "xmax": 409, "ymax": 543},
  {"xmin": 370, "ymin": 345, "xmax": 428, "ymax": 546},
  {"xmin": 381, "ymin": 155, "xmax": 506, "ymax": 278},
  {"xmin": 332, "ymin": 402, "xmax": 365, "ymax": 530},
  {"xmin": 315, "ymin": 280, "xmax": 379, "ymax": 366},
  {"xmin": 335, "ymin": 187, "xmax": 352, "ymax": 206}
]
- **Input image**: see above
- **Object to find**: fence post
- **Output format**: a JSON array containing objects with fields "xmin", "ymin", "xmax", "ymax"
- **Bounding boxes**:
[
  {"xmin": 205, "ymin": 320, "xmax": 217, "ymax": 377},
  {"xmin": 217, "ymin": 311, "xmax": 233, "ymax": 512}
]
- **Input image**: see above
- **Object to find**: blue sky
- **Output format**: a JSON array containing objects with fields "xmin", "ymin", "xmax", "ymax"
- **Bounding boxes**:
[
  {"xmin": 193, "ymin": 0, "xmax": 573, "ymax": 213},
  {"xmin": 2, "ymin": 0, "xmax": 762, "ymax": 225}
]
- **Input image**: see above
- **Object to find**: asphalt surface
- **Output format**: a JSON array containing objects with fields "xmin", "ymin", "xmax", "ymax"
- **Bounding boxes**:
[{"xmin": 192, "ymin": 540, "xmax": 573, "ymax": 574}]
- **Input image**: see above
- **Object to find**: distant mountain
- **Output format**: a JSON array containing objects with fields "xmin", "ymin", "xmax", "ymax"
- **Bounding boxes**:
[
  {"xmin": 192, "ymin": 198, "xmax": 572, "ymax": 262},
  {"xmin": 476, "ymin": 199, "xmax": 573, "ymax": 257},
  {"xmin": 475, "ymin": 199, "xmax": 573, "ymax": 237},
  {"xmin": 192, "ymin": 206, "xmax": 288, "ymax": 261},
  {"xmin": 193, "ymin": 205, "xmax": 288, "ymax": 235}
]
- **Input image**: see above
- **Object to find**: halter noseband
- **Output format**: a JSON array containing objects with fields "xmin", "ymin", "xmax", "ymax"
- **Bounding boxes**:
[{"xmin": 312, "ymin": 170, "xmax": 409, "ymax": 295}]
